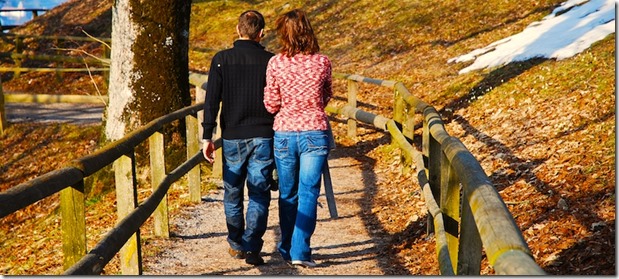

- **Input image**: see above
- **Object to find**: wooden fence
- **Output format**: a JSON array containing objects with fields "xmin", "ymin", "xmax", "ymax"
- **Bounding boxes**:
[
  {"xmin": 0, "ymin": 102, "xmax": 207, "ymax": 274},
  {"xmin": 0, "ymin": 72, "xmax": 545, "ymax": 275},
  {"xmin": 0, "ymin": 33, "xmax": 111, "ymax": 77},
  {"xmin": 326, "ymin": 73, "xmax": 545, "ymax": 275},
  {"xmin": 0, "ymin": 8, "xmax": 48, "ymax": 31},
  {"xmin": 0, "ymin": 34, "xmax": 111, "ymax": 133}
]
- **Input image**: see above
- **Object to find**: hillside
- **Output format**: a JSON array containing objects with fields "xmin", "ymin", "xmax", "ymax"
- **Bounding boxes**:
[{"xmin": 0, "ymin": 0, "xmax": 615, "ymax": 275}]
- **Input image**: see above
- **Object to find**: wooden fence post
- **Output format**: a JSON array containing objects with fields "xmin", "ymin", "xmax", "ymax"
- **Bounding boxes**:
[
  {"xmin": 14, "ymin": 35, "xmax": 23, "ymax": 78},
  {"xmin": 403, "ymin": 108, "xmax": 416, "ymax": 173},
  {"xmin": 423, "ymin": 107, "xmax": 442, "ymax": 235},
  {"xmin": 347, "ymin": 79, "xmax": 358, "ymax": 139},
  {"xmin": 54, "ymin": 37, "xmax": 62, "ymax": 82},
  {"xmin": 0, "ymin": 77, "xmax": 6, "ymax": 134},
  {"xmin": 393, "ymin": 88, "xmax": 410, "ymax": 171},
  {"xmin": 149, "ymin": 132, "xmax": 169, "ymax": 237},
  {"xmin": 393, "ymin": 88, "xmax": 404, "ymax": 124},
  {"xmin": 212, "ymin": 106, "xmax": 223, "ymax": 179},
  {"xmin": 440, "ymin": 150, "xmax": 460, "ymax": 272},
  {"xmin": 322, "ymin": 161, "xmax": 338, "ymax": 219},
  {"xmin": 457, "ymin": 193, "xmax": 482, "ymax": 275},
  {"xmin": 60, "ymin": 180, "xmax": 86, "ymax": 270},
  {"xmin": 101, "ymin": 44, "xmax": 110, "ymax": 86},
  {"xmin": 114, "ymin": 153, "xmax": 142, "ymax": 275},
  {"xmin": 195, "ymin": 82, "xmax": 206, "ymax": 143},
  {"xmin": 191, "ymin": 78, "xmax": 219, "ymax": 179},
  {"xmin": 186, "ymin": 113, "xmax": 201, "ymax": 203}
]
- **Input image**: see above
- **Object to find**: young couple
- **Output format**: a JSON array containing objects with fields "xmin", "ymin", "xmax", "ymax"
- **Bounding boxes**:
[{"xmin": 201, "ymin": 9, "xmax": 332, "ymax": 268}]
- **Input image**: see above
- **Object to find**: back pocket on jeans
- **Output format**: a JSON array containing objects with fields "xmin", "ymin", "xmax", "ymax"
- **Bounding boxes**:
[
  {"xmin": 274, "ymin": 137, "xmax": 289, "ymax": 160},
  {"xmin": 307, "ymin": 134, "xmax": 329, "ymax": 156}
]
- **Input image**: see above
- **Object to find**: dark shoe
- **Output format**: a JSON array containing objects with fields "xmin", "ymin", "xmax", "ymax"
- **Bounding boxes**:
[
  {"xmin": 245, "ymin": 251, "xmax": 265, "ymax": 266},
  {"xmin": 228, "ymin": 248, "xmax": 245, "ymax": 259},
  {"xmin": 291, "ymin": 260, "xmax": 317, "ymax": 268}
]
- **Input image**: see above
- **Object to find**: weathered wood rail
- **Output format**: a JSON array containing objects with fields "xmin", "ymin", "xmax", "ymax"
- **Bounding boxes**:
[{"xmin": 0, "ymin": 72, "xmax": 544, "ymax": 275}]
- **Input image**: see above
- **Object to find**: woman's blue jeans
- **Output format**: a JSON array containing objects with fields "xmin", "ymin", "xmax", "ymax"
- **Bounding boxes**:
[
  {"xmin": 274, "ymin": 130, "xmax": 329, "ymax": 262},
  {"xmin": 222, "ymin": 137, "xmax": 273, "ymax": 253}
]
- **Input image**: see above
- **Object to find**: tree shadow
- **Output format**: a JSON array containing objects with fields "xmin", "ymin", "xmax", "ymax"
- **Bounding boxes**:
[
  {"xmin": 306, "ymin": 2, "xmax": 560, "ymax": 71},
  {"xmin": 428, "ymin": 5, "xmax": 560, "ymax": 48},
  {"xmin": 440, "ymin": 66, "xmax": 616, "ymax": 274},
  {"xmin": 440, "ymin": 58, "xmax": 547, "ymax": 120},
  {"xmin": 545, "ymin": 220, "xmax": 615, "ymax": 275},
  {"xmin": 327, "ymin": 134, "xmax": 416, "ymax": 275},
  {"xmin": 0, "ymin": 123, "xmax": 63, "ymax": 188}
]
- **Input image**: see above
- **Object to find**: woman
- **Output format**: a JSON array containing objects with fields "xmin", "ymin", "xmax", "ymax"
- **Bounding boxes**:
[{"xmin": 263, "ymin": 9, "xmax": 332, "ymax": 268}]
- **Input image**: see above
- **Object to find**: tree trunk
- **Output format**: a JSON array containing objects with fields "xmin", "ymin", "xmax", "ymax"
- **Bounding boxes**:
[
  {"xmin": 104, "ymin": 0, "xmax": 191, "ymax": 275},
  {"xmin": 105, "ymin": 0, "xmax": 191, "ymax": 141}
]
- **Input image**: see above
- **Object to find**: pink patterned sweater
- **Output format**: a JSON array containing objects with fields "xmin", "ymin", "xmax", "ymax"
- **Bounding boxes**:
[{"xmin": 263, "ymin": 53, "xmax": 332, "ymax": 132}]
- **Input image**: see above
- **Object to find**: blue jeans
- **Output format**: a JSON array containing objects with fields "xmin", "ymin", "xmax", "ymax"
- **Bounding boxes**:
[
  {"xmin": 222, "ymin": 137, "xmax": 273, "ymax": 253},
  {"xmin": 273, "ymin": 130, "xmax": 329, "ymax": 262}
]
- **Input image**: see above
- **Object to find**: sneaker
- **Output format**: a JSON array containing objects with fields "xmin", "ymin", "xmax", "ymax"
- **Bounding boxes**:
[
  {"xmin": 228, "ymin": 248, "xmax": 245, "ymax": 259},
  {"xmin": 245, "ymin": 251, "xmax": 265, "ymax": 266},
  {"xmin": 291, "ymin": 260, "xmax": 317, "ymax": 268}
]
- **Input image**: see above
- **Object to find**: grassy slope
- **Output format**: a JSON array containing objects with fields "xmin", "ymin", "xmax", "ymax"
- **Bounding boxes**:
[{"xmin": 0, "ymin": 0, "xmax": 614, "ymax": 275}]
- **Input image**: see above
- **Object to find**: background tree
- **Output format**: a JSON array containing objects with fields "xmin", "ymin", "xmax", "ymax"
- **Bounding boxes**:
[
  {"xmin": 103, "ymin": 0, "xmax": 191, "ymax": 274},
  {"xmin": 105, "ymin": 0, "xmax": 191, "ymax": 141}
]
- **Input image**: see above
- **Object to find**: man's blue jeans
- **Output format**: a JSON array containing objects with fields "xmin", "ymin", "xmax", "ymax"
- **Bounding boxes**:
[
  {"xmin": 273, "ymin": 130, "xmax": 329, "ymax": 262},
  {"xmin": 222, "ymin": 137, "xmax": 273, "ymax": 253}
]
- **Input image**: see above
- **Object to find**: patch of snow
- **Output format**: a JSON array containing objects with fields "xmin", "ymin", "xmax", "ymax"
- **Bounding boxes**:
[{"xmin": 448, "ymin": 0, "xmax": 615, "ymax": 74}]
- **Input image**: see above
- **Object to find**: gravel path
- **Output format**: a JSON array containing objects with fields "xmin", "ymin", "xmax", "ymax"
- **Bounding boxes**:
[{"xmin": 142, "ymin": 152, "xmax": 387, "ymax": 275}]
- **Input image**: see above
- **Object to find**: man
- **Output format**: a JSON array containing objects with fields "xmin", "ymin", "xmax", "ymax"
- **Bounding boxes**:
[{"xmin": 202, "ymin": 10, "xmax": 274, "ymax": 266}]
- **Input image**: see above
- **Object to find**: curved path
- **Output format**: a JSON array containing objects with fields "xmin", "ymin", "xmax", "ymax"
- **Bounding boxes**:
[{"xmin": 142, "ymin": 148, "xmax": 390, "ymax": 275}]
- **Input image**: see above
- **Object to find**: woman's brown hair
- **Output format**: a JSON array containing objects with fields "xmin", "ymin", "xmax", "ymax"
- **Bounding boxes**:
[{"xmin": 275, "ymin": 9, "xmax": 320, "ymax": 57}]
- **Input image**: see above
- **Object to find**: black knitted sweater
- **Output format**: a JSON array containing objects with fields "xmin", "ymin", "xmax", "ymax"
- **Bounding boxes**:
[{"xmin": 202, "ymin": 40, "xmax": 275, "ymax": 140}]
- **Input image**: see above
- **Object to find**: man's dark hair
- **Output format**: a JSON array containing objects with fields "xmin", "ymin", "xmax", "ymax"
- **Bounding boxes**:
[{"xmin": 238, "ymin": 10, "xmax": 265, "ymax": 40}]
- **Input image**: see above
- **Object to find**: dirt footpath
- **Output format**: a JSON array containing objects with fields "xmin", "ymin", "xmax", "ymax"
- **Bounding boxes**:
[
  {"xmin": 5, "ymin": 103, "xmax": 104, "ymax": 125},
  {"xmin": 142, "ymin": 152, "xmax": 388, "ymax": 275}
]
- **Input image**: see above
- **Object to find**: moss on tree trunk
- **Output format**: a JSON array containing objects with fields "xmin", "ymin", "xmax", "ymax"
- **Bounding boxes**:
[{"xmin": 128, "ymin": 0, "xmax": 191, "ymax": 124}]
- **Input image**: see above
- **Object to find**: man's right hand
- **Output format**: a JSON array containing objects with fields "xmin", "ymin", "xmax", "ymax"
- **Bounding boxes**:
[{"xmin": 202, "ymin": 140, "xmax": 215, "ymax": 163}]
